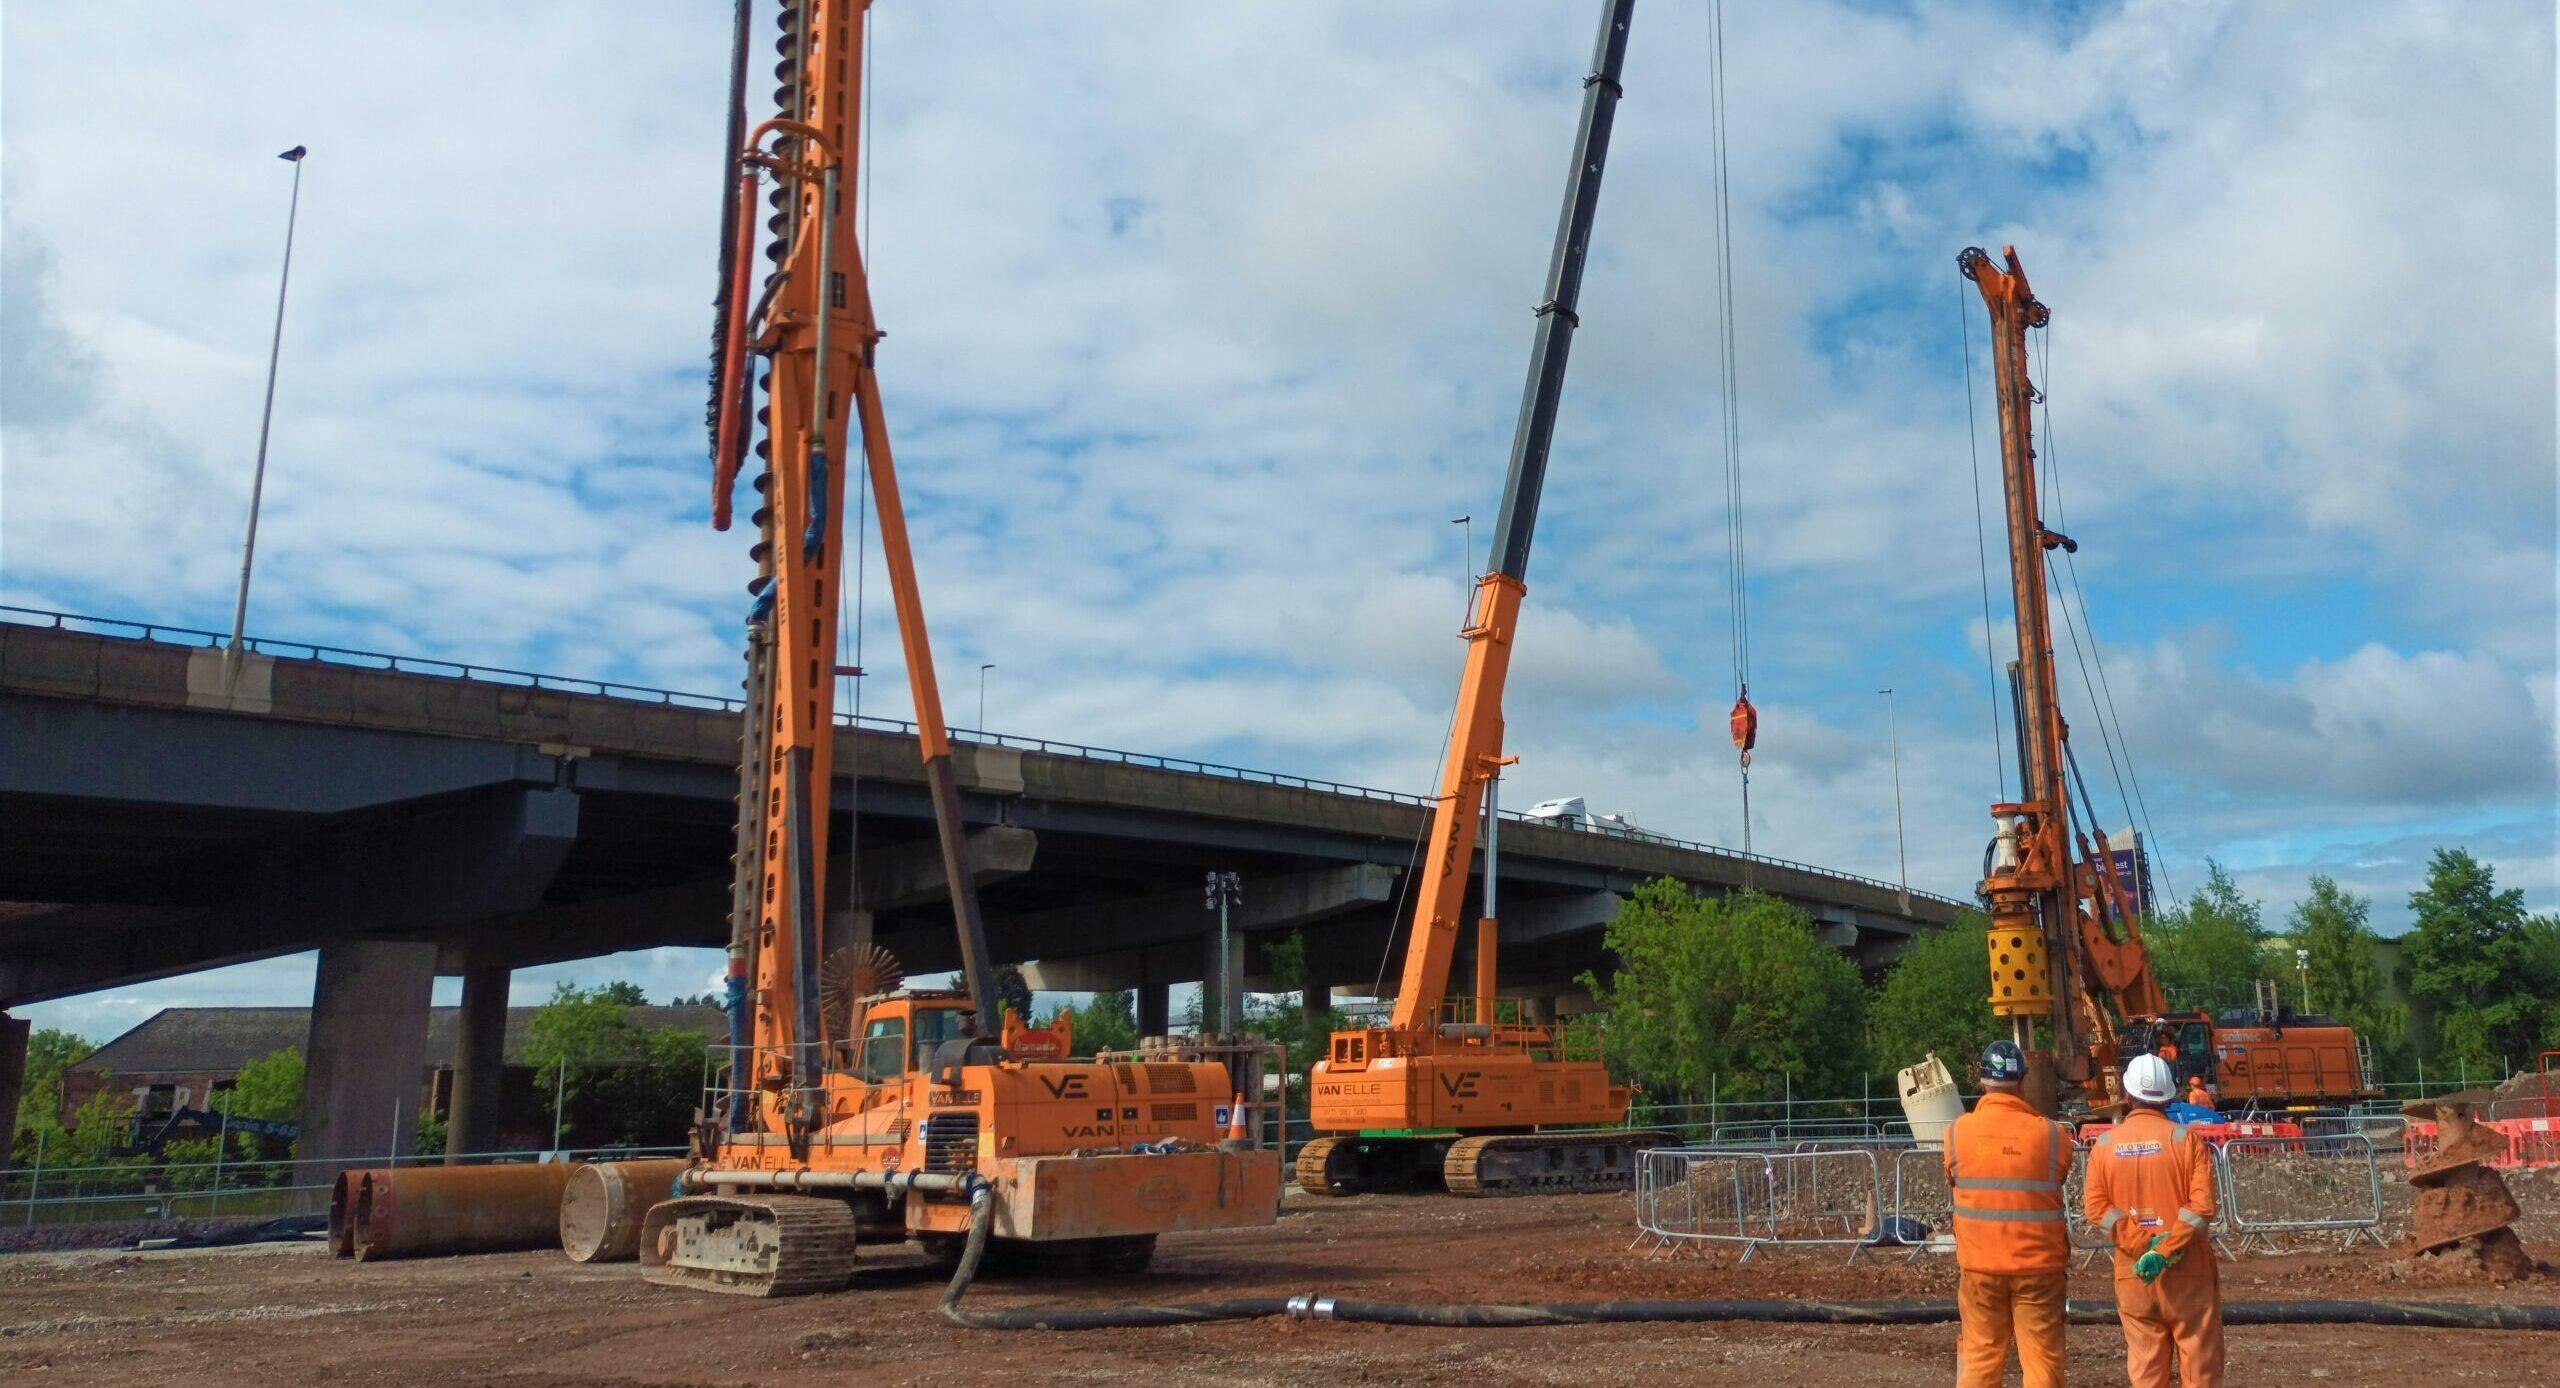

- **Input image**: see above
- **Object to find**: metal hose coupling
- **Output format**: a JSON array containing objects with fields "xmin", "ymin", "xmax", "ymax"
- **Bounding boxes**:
[{"xmin": 1284, "ymin": 1295, "xmax": 1339, "ymax": 1321}]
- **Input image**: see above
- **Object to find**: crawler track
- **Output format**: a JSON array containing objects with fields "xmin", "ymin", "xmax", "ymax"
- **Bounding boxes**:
[{"xmin": 638, "ymin": 1193, "xmax": 860, "ymax": 1298}]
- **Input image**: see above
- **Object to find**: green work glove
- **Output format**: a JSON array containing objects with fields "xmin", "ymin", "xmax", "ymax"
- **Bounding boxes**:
[{"xmin": 2132, "ymin": 1235, "xmax": 2178, "ymax": 1284}]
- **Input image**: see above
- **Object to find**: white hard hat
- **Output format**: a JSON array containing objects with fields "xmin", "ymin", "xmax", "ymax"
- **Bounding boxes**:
[{"xmin": 2123, "ymin": 1053, "xmax": 2176, "ymax": 1105}]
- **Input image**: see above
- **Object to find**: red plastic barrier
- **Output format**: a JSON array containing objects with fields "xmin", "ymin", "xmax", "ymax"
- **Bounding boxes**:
[{"xmin": 2403, "ymin": 1117, "xmax": 2560, "ymax": 1171}]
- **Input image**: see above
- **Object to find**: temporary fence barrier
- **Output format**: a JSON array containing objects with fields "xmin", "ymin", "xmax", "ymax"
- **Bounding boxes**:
[
  {"xmin": 2215, "ymin": 1133, "xmax": 2386, "ymax": 1253},
  {"xmin": 1633, "ymin": 1145, "xmax": 1885, "ymax": 1263}
]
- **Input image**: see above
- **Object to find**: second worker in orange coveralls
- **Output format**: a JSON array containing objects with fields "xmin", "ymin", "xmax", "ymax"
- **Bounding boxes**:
[
  {"xmin": 1946, "ymin": 1039, "xmax": 2075, "ymax": 1388},
  {"xmin": 2086, "ymin": 1053, "xmax": 2226, "ymax": 1387}
]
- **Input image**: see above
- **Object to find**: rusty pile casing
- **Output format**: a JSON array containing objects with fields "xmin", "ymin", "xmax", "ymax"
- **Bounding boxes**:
[
  {"xmin": 2405, "ymin": 1093, "xmax": 2532, "ymax": 1280},
  {"xmin": 333, "ymin": 1162, "xmax": 577, "ymax": 1261},
  {"xmin": 558, "ymin": 1158, "xmax": 690, "ymax": 1263}
]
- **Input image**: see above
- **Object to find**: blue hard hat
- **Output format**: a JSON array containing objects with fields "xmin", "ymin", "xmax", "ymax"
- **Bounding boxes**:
[{"xmin": 1981, "ymin": 1039, "xmax": 2027, "ymax": 1082}]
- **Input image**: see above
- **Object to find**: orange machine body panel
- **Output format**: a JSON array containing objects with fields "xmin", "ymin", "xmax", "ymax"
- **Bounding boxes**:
[
  {"xmin": 1310, "ymin": 1013, "xmax": 1631, "ymax": 1133},
  {"xmin": 716, "ymin": 993, "xmax": 1275, "ymax": 1241}
]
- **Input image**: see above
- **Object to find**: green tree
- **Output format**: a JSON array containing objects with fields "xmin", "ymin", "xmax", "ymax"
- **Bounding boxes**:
[
  {"xmin": 2524, "ymin": 915, "xmax": 2560, "ymax": 1052},
  {"xmin": 12, "ymin": 1027, "xmax": 93, "ymax": 1157},
  {"xmin": 2288, "ymin": 877, "xmax": 2378, "ymax": 1018},
  {"xmin": 521, "ymin": 983, "xmax": 710, "ymax": 1147},
  {"xmin": 2147, "ymin": 861, "xmax": 2265, "ymax": 1014},
  {"xmin": 1580, "ymin": 881, "xmax": 1867, "ymax": 1104},
  {"xmin": 2405, "ymin": 848, "xmax": 2541, "ymax": 1072},
  {"xmin": 1070, "ymin": 990, "xmax": 1140, "ymax": 1057},
  {"xmin": 593, "ymin": 981, "xmax": 648, "ymax": 1006},
  {"xmin": 225, "ymin": 1047, "xmax": 305, "ymax": 1123},
  {"xmin": 1238, "ymin": 931, "xmax": 1345, "ymax": 1085},
  {"xmin": 1868, "ymin": 911, "xmax": 1997, "ymax": 1076},
  {"xmin": 996, "ymin": 965, "xmax": 1035, "ymax": 1027}
]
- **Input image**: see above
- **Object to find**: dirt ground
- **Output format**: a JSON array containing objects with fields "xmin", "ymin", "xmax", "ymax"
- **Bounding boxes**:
[{"xmin": 2, "ymin": 1189, "xmax": 2555, "ymax": 1387}]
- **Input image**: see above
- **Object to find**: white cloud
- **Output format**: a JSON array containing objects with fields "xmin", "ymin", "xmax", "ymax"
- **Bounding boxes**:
[{"xmin": 2, "ymin": 0, "xmax": 2549, "ymax": 1026}]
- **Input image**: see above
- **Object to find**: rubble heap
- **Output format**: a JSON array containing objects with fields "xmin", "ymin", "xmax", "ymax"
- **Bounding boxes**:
[{"xmin": 2404, "ymin": 1091, "xmax": 2533, "ymax": 1281}]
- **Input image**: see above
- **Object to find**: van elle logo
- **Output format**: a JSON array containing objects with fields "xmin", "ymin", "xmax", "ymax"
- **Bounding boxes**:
[{"xmin": 1039, "ymin": 1074, "xmax": 1091, "ymax": 1100}]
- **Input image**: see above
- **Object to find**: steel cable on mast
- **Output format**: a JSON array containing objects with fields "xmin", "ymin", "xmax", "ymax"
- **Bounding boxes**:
[
  {"xmin": 1957, "ymin": 284, "xmax": 2009, "ymax": 802},
  {"xmin": 1705, "ymin": 0, "xmax": 1757, "ymax": 856},
  {"xmin": 2032, "ymin": 325, "xmax": 2176, "ymax": 905}
]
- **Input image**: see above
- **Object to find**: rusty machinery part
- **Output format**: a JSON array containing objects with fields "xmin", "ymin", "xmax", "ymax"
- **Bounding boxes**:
[
  {"xmin": 932, "ymin": 1185, "xmax": 2560, "ymax": 1333},
  {"xmin": 639, "ymin": 1192, "xmax": 862, "ymax": 1297},
  {"xmin": 341, "ymin": 1163, "xmax": 576, "ymax": 1261},
  {"xmin": 326, "ymin": 1168, "xmax": 389, "ymax": 1258},
  {"xmin": 558, "ymin": 1159, "xmax": 691, "ymax": 1264},
  {"xmin": 2403, "ymin": 1092, "xmax": 2531, "ymax": 1275},
  {"xmin": 817, "ymin": 942, "xmax": 905, "ymax": 1041}
]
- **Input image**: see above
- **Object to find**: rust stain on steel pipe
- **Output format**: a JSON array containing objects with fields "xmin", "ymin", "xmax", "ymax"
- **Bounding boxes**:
[
  {"xmin": 351, "ymin": 1163, "xmax": 577, "ymax": 1261},
  {"xmin": 328, "ymin": 1169, "xmax": 392, "ymax": 1258},
  {"xmin": 559, "ymin": 1159, "xmax": 690, "ymax": 1263}
]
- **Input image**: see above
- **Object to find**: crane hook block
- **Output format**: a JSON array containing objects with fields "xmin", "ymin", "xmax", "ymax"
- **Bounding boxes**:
[{"xmin": 1728, "ymin": 694, "xmax": 1759, "ymax": 768}]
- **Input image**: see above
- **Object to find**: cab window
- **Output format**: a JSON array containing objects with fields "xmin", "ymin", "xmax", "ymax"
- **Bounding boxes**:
[
  {"xmin": 857, "ymin": 1017, "xmax": 906, "ymax": 1080},
  {"xmin": 2178, "ymin": 1022, "xmax": 2212, "ymax": 1083},
  {"xmin": 911, "ymin": 1007, "xmax": 970, "ymax": 1067}
]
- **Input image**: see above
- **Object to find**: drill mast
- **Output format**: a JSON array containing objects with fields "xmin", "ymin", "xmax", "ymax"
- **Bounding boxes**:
[{"xmin": 712, "ymin": 0, "xmax": 1001, "ymax": 1138}]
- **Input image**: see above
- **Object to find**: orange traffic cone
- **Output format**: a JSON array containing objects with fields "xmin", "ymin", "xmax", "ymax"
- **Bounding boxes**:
[{"xmin": 1223, "ymin": 1093, "xmax": 1251, "ymax": 1147}]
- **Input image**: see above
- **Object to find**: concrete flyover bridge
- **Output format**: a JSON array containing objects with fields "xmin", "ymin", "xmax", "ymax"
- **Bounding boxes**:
[{"xmin": 0, "ymin": 606, "xmax": 1966, "ymax": 1166}]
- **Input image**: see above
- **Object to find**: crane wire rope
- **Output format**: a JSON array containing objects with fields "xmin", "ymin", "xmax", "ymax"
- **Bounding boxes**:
[
  {"xmin": 834, "ymin": 3, "xmax": 877, "ymax": 962},
  {"xmin": 1705, "ymin": 0, "xmax": 1755, "ymax": 856},
  {"xmin": 1957, "ymin": 284, "xmax": 2010, "ymax": 803},
  {"xmin": 2032, "ymin": 325, "xmax": 2176, "ymax": 906}
]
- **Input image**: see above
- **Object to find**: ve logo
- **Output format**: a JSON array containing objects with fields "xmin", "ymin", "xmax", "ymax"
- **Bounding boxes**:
[
  {"xmin": 1437, "ymin": 1072, "xmax": 1481, "ymax": 1100},
  {"xmin": 1039, "ymin": 1074, "xmax": 1091, "ymax": 1100}
]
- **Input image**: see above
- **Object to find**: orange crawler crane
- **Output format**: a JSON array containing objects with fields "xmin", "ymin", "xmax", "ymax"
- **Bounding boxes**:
[
  {"xmin": 640, "ymin": 0, "xmax": 1276, "ymax": 1296},
  {"xmin": 1299, "ymin": 0, "xmax": 1664, "ymax": 1199},
  {"xmin": 1961, "ymin": 245, "xmax": 2370, "ymax": 1116}
]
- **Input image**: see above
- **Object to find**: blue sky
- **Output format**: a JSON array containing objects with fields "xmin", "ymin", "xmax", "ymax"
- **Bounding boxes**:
[{"xmin": 4, "ymin": 1, "xmax": 2552, "ymax": 1039}]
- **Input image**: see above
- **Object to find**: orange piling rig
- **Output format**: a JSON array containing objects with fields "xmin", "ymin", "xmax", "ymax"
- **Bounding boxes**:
[
  {"xmin": 1961, "ymin": 246, "xmax": 2369, "ymax": 1114},
  {"xmin": 1300, "ymin": 0, "xmax": 1665, "ymax": 1199},
  {"xmin": 644, "ymin": 0, "xmax": 1276, "ymax": 1297}
]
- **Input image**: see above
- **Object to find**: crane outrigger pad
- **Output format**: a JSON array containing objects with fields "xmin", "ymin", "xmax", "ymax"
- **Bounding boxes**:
[{"xmin": 639, "ymin": 1193, "xmax": 860, "ymax": 1298}]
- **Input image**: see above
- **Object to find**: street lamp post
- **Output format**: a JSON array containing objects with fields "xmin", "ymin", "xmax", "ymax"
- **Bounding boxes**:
[
  {"xmin": 2295, "ymin": 947, "xmax": 2311, "ymax": 1016},
  {"xmin": 1880, "ymin": 687, "xmax": 1908, "ymax": 912},
  {"xmin": 225, "ymin": 145, "xmax": 309, "ymax": 691},
  {"xmin": 1204, "ymin": 871, "xmax": 1242, "ymax": 1036},
  {"xmin": 977, "ymin": 662, "xmax": 994, "ymax": 730}
]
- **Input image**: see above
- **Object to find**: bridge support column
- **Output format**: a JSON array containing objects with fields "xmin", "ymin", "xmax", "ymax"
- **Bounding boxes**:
[
  {"xmin": 0, "ymin": 1013, "xmax": 27, "ymax": 1160},
  {"xmin": 443, "ymin": 966, "xmax": 509, "ymax": 1163},
  {"xmin": 1137, "ymin": 979, "xmax": 1169, "ymax": 1040},
  {"xmin": 299, "ymin": 939, "xmax": 436, "ymax": 1175},
  {"xmin": 1301, "ymin": 984, "xmax": 1331, "ymax": 1025}
]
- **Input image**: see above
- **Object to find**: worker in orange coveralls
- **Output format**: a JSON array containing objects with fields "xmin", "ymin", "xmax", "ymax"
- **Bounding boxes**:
[
  {"xmin": 2086, "ymin": 1053, "xmax": 2225, "ymax": 1387},
  {"xmin": 1946, "ymin": 1039, "xmax": 2075, "ymax": 1388}
]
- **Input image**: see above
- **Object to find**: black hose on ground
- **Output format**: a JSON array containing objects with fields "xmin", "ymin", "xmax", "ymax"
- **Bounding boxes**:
[{"xmin": 937, "ymin": 1192, "xmax": 2560, "ymax": 1333}]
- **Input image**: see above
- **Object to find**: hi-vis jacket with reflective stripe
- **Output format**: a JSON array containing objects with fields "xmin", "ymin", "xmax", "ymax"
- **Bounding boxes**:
[
  {"xmin": 2084, "ymin": 1106, "xmax": 2218, "ymax": 1264},
  {"xmin": 1944, "ymin": 1090, "xmax": 2076, "ymax": 1274}
]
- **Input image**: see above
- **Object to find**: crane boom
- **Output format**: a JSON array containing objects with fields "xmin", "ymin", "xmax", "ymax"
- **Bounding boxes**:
[
  {"xmin": 1389, "ymin": 0, "xmax": 1633, "ymax": 1033},
  {"xmin": 1302, "ymin": 0, "xmax": 1663, "ymax": 1200}
]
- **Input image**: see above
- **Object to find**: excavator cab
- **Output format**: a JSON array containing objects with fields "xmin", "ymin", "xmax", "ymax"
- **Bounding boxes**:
[{"xmin": 850, "ymin": 992, "xmax": 974, "ymax": 1080}]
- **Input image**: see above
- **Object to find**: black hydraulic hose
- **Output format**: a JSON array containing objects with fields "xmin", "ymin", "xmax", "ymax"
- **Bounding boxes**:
[{"xmin": 937, "ymin": 1189, "xmax": 2560, "ymax": 1333}]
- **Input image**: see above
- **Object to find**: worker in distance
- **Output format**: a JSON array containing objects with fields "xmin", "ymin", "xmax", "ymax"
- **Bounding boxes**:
[
  {"xmin": 2086, "ymin": 1053, "xmax": 2226, "ymax": 1387},
  {"xmin": 1944, "ymin": 1039, "xmax": 2076, "ymax": 1388}
]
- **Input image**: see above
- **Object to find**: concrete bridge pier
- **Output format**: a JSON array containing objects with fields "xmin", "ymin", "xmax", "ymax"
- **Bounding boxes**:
[
  {"xmin": 0, "ymin": 1012, "xmax": 27, "ymax": 1159},
  {"xmin": 298, "ymin": 939, "xmax": 437, "ymax": 1174},
  {"xmin": 442, "ymin": 965, "xmax": 510, "ymax": 1162}
]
